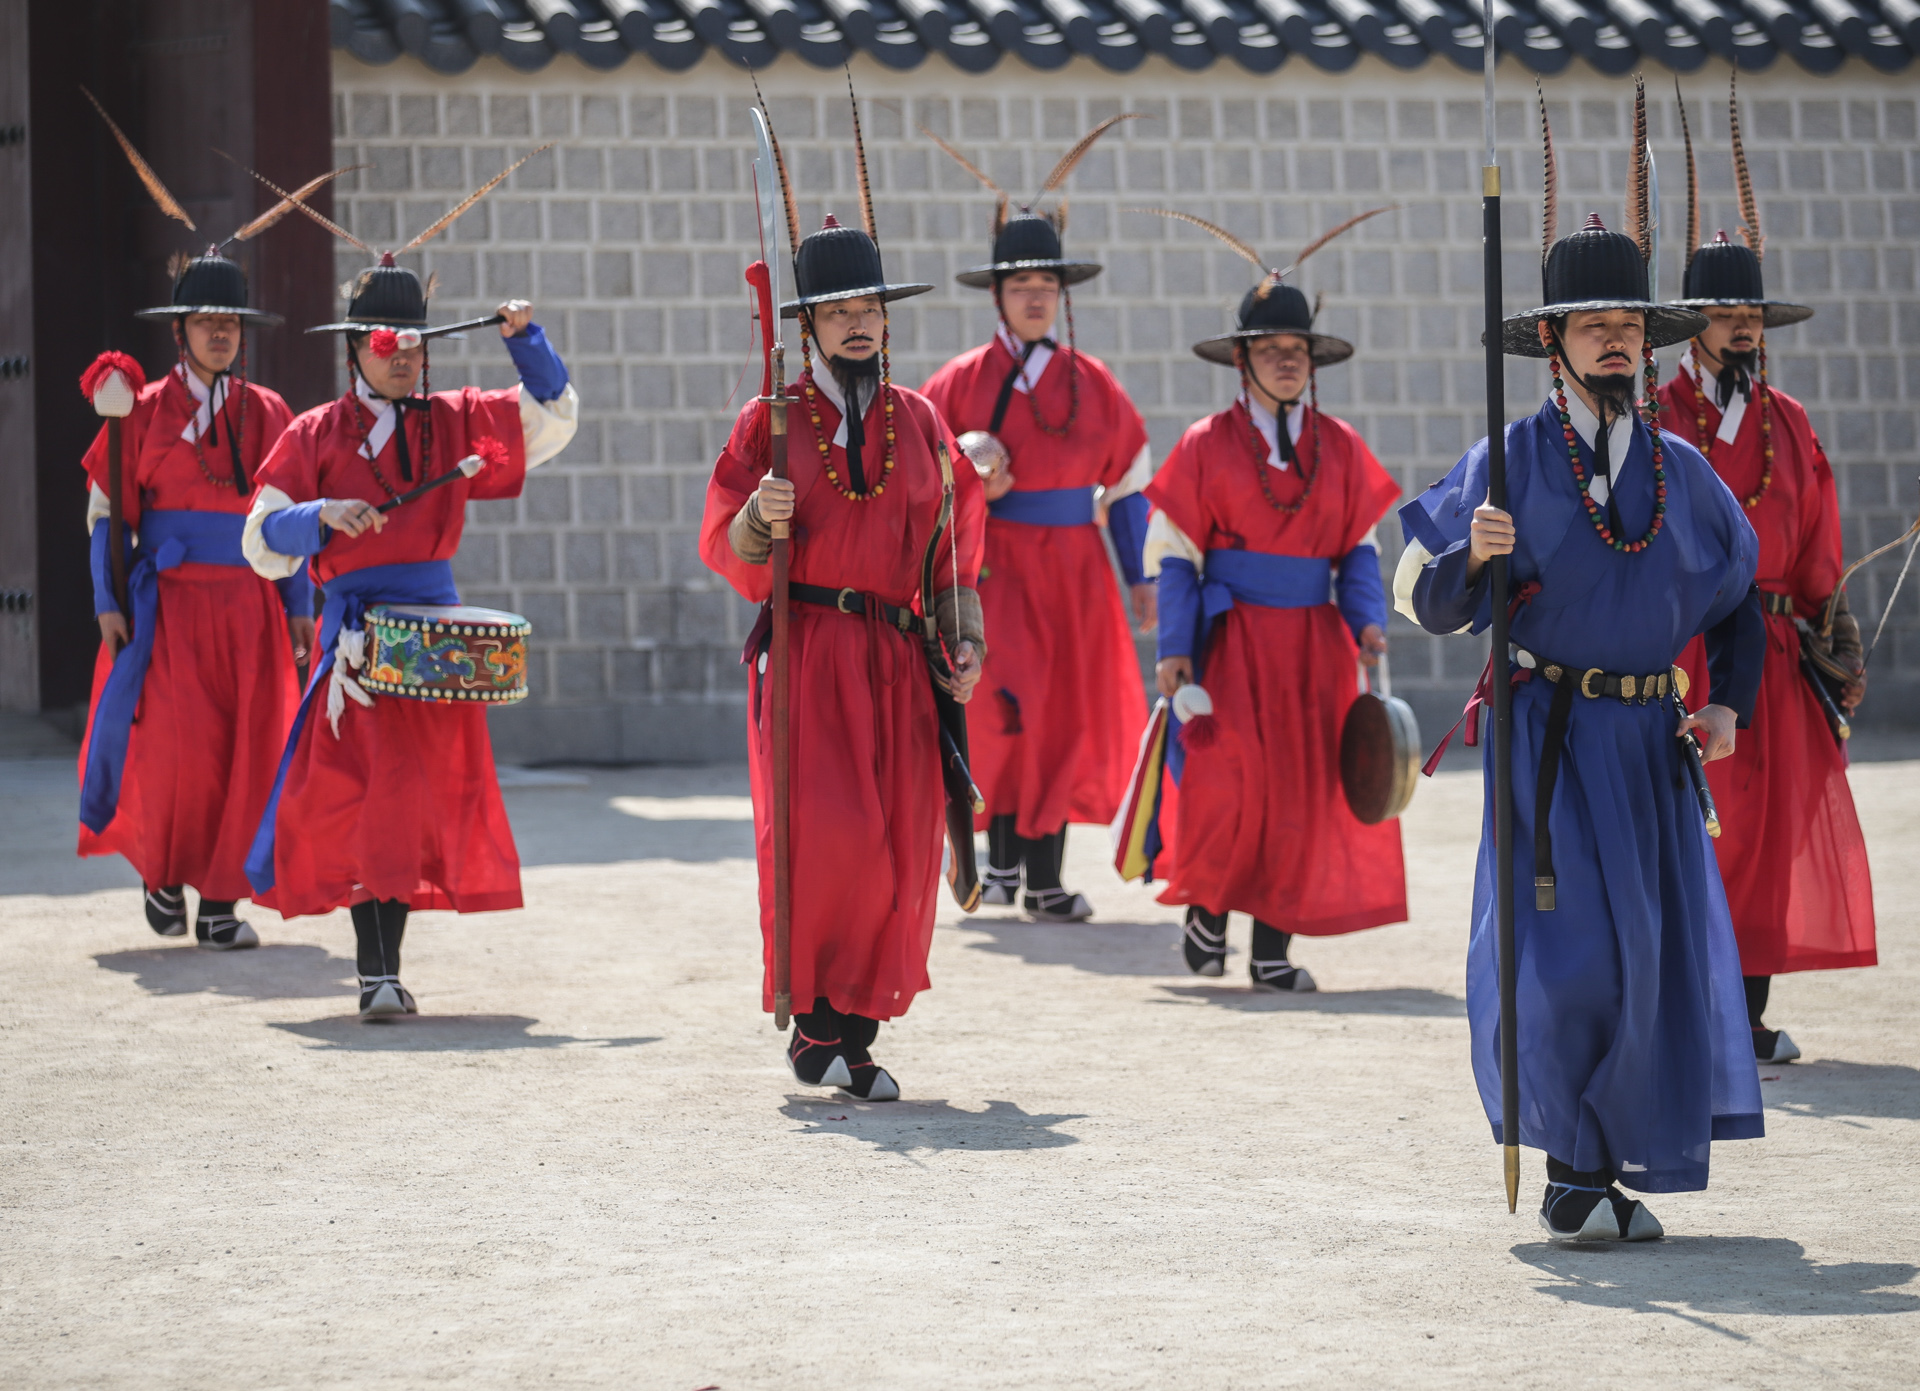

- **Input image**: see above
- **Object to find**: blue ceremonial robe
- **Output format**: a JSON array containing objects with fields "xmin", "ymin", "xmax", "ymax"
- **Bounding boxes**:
[{"xmin": 1402, "ymin": 398, "xmax": 1765, "ymax": 1194}]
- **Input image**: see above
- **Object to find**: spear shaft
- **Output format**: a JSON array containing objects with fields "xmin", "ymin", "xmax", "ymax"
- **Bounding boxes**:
[{"xmin": 1482, "ymin": 1, "xmax": 1521, "ymax": 1216}]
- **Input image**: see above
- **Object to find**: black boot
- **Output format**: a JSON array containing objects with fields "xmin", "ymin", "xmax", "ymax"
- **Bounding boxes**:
[
  {"xmin": 1745, "ymin": 974, "xmax": 1801, "ymax": 1063},
  {"xmin": 352, "ymin": 898, "xmax": 415, "ymax": 1019},
  {"xmin": 982, "ymin": 814, "xmax": 1021, "ymax": 907},
  {"xmin": 1539, "ymin": 1157, "xmax": 1663, "ymax": 1242},
  {"xmin": 144, "ymin": 884, "xmax": 187, "ymax": 938},
  {"xmin": 1249, "ymin": 920, "xmax": 1315, "ymax": 992},
  {"xmin": 836, "ymin": 1010, "xmax": 899, "ymax": 1101},
  {"xmin": 1020, "ymin": 825, "xmax": 1091, "ymax": 922},
  {"xmin": 787, "ymin": 999, "xmax": 852, "ymax": 1088},
  {"xmin": 1182, "ymin": 906, "xmax": 1228, "ymax": 976},
  {"xmin": 194, "ymin": 898, "xmax": 258, "ymax": 951}
]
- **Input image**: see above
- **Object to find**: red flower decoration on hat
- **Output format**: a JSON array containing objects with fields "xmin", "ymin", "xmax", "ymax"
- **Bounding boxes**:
[{"xmin": 368, "ymin": 328, "xmax": 399, "ymax": 359}]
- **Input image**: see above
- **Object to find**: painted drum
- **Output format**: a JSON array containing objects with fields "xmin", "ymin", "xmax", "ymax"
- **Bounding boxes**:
[{"xmin": 361, "ymin": 604, "xmax": 531, "ymax": 705}]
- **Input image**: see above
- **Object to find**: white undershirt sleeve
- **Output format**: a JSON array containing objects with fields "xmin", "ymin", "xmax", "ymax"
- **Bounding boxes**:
[
  {"xmin": 243, "ymin": 484, "xmax": 306, "ymax": 580},
  {"xmin": 1142, "ymin": 509, "xmax": 1204, "ymax": 579},
  {"xmin": 521, "ymin": 382, "xmax": 579, "ymax": 470}
]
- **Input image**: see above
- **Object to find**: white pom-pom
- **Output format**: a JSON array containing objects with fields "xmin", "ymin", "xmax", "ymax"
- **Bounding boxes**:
[
  {"xmin": 92, "ymin": 371, "xmax": 137, "ymax": 419},
  {"xmin": 1171, "ymin": 684, "xmax": 1214, "ymax": 723}
]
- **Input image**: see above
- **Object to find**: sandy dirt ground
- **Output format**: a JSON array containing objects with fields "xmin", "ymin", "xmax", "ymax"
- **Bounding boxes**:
[{"xmin": 1, "ymin": 743, "xmax": 1916, "ymax": 1390}]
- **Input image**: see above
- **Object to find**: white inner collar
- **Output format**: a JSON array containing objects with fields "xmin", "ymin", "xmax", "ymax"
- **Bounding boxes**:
[
  {"xmin": 354, "ymin": 375, "xmax": 400, "ymax": 461},
  {"xmin": 1241, "ymin": 390, "xmax": 1304, "ymax": 472},
  {"xmin": 176, "ymin": 364, "xmax": 228, "ymax": 444},
  {"xmin": 1558, "ymin": 386, "xmax": 1636, "ymax": 506},
  {"xmin": 1677, "ymin": 343, "xmax": 1745, "ymax": 446},
  {"xmin": 995, "ymin": 322, "xmax": 1056, "ymax": 395}
]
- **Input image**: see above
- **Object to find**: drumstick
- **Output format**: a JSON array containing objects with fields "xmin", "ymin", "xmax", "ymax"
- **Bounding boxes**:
[{"xmin": 374, "ymin": 437, "xmax": 505, "ymax": 513}]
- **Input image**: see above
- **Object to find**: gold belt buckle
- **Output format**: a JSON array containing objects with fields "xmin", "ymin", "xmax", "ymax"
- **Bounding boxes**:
[
  {"xmin": 1579, "ymin": 667, "xmax": 1604, "ymax": 699},
  {"xmin": 1620, "ymin": 674, "xmax": 1637, "ymax": 703},
  {"xmin": 836, "ymin": 587, "xmax": 860, "ymax": 614},
  {"xmin": 1671, "ymin": 664, "xmax": 1691, "ymax": 701}
]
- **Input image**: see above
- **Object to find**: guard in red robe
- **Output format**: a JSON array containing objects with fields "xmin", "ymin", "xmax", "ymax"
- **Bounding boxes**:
[
  {"xmin": 701, "ymin": 214, "xmax": 985, "ymax": 1101},
  {"xmin": 1139, "ymin": 217, "xmax": 1405, "ymax": 990},
  {"xmin": 1662, "ymin": 209, "xmax": 1875, "ymax": 1064},
  {"xmin": 77, "ymin": 251, "xmax": 306, "ymax": 949},
  {"xmin": 921, "ymin": 208, "xmax": 1150, "ymax": 922},
  {"xmin": 243, "ymin": 252, "xmax": 577, "ymax": 1019}
]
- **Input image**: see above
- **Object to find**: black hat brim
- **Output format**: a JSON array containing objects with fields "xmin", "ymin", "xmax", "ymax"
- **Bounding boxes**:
[
  {"xmin": 1497, "ymin": 302, "xmax": 1708, "ymax": 357},
  {"xmin": 304, "ymin": 318, "xmax": 450, "ymax": 335},
  {"xmin": 1669, "ymin": 298, "xmax": 1815, "ymax": 329},
  {"xmin": 1193, "ymin": 329, "xmax": 1354, "ymax": 369},
  {"xmin": 135, "ymin": 304, "xmax": 281, "ymax": 325},
  {"xmin": 780, "ymin": 282, "xmax": 933, "ymax": 319},
  {"xmin": 955, "ymin": 260, "xmax": 1103, "ymax": 290}
]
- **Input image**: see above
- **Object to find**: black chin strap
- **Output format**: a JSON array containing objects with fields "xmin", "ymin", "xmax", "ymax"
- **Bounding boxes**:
[{"xmin": 990, "ymin": 337, "xmax": 1042, "ymax": 434}]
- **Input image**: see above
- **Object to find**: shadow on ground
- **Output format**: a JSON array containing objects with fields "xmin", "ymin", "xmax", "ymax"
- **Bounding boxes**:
[
  {"xmin": 1154, "ymin": 983, "xmax": 1468, "ymax": 1015},
  {"xmin": 1761, "ymin": 1059, "xmax": 1920, "ymax": 1122},
  {"xmin": 271, "ymin": 1015, "xmax": 659, "ymax": 1052},
  {"xmin": 96, "ymin": 944, "xmax": 354, "ymax": 999},
  {"xmin": 1514, "ymin": 1236, "xmax": 1920, "ymax": 1330},
  {"xmin": 954, "ymin": 918, "xmax": 1183, "ymax": 977},
  {"xmin": 780, "ymin": 1095, "xmax": 1085, "ymax": 1156}
]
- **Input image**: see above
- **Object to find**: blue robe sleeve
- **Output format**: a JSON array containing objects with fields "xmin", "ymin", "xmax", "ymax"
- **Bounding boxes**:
[
  {"xmin": 260, "ymin": 500, "xmax": 332, "ymax": 557},
  {"xmin": 1157, "ymin": 556, "xmax": 1201, "ymax": 661},
  {"xmin": 1334, "ymin": 542, "xmax": 1387, "ymax": 640},
  {"xmin": 1106, "ymin": 492, "xmax": 1149, "ymax": 587},
  {"xmin": 1398, "ymin": 433, "xmax": 1499, "ymax": 637},
  {"xmin": 1703, "ymin": 583, "xmax": 1764, "ymax": 727},
  {"xmin": 503, "ymin": 323, "xmax": 569, "ymax": 403},
  {"xmin": 1409, "ymin": 541, "xmax": 1491, "ymax": 636},
  {"xmin": 90, "ymin": 522, "xmax": 123, "ymax": 616},
  {"xmin": 274, "ymin": 566, "xmax": 314, "ymax": 619}
]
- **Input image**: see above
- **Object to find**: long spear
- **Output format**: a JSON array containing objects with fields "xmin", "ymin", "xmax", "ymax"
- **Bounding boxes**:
[
  {"xmin": 748, "ymin": 107, "xmax": 795, "ymax": 1032},
  {"xmin": 1481, "ymin": 1, "xmax": 1520, "ymax": 1215}
]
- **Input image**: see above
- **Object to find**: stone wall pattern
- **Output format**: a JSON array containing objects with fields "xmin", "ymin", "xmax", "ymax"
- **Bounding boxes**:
[{"xmin": 330, "ymin": 56, "xmax": 1920, "ymax": 762}]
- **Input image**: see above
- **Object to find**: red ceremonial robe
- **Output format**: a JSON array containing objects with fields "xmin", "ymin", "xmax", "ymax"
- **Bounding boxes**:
[
  {"xmin": 1663, "ymin": 369, "xmax": 1876, "ymax": 974},
  {"xmin": 1144, "ymin": 404, "xmax": 1406, "ymax": 934},
  {"xmin": 700, "ymin": 378, "xmax": 985, "ymax": 1020},
  {"xmin": 250, "ymin": 387, "xmax": 528, "ymax": 917},
  {"xmin": 921, "ymin": 340, "xmax": 1150, "ymax": 836},
  {"xmin": 77, "ymin": 371, "xmax": 298, "ymax": 899}
]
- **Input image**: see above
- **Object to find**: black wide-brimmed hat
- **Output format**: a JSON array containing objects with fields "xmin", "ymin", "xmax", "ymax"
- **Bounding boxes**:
[
  {"xmin": 307, "ymin": 253, "xmax": 440, "ymax": 334},
  {"xmin": 1501, "ymin": 214, "xmax": 1707, "ymax": 357},
  {"xmin": 927, "ymin": 114, "xmax": 1140, "ymax": 292},
  {"xmin": 135, "ymin": 247, "xmax": 282, "ymax": 324},
  {"xmin": 1671, "ymin": 233, "xmax": 1813, "ymax": 327},
  {"xmin": 1194, "ymin": 281, "xmax": 1353, "ymax": 368},
  {"xmin": 955, "ymin": 211, "xmax": 1101, "ymax": 289},
  {"xmin": 780, "ymin": 215, "xmax": 932, "ymax": 318}
]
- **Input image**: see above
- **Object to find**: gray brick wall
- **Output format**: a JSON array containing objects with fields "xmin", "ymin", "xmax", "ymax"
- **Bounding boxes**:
[{"xmin": 330, "ymin": 58, "xmax": 1920, "ymax": 762}]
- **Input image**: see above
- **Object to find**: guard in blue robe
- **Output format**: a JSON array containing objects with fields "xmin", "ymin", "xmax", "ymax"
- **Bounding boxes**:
[{"xmin": 1398, "ymin": 204, "xmax": 1767, "ymax": 1241}]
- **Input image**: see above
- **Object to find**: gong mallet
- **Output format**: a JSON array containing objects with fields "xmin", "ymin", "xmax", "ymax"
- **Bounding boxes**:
[
  {"xmin": 374, "ymin": 438, "xmax": 503, "ymax": 513},
  {"xmin": 83, "ymin": 353, "xmax": 143, "ymax": 622},
  {"xmin": 1479, "ymin": 0, "xmax": 1522, "ymax": 1216}
]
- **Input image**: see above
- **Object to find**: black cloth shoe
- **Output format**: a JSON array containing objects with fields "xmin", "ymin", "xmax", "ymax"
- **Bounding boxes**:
[
  {"xmin": 145, "ymin": 885, "xmax": 188, "ymax": 937},
  {"xmin": 1183, "ymin": 906, "xmax": 1228, "ymax": 976},
  {"xmin": 834, "ymin": 1011, "xmax": 899, "ymax": 1100},
  {"xmin": 194, "ymin": 900, "xmax": 258, "ymax": 951},
  {"xmin": 1023, "ymin": 888, "xmax": 1093, "ymax": 922},
  {"xmin": 1539, "ymin": 1183, "xmax": 1664, "ymax": 1241},
  {"xmin": 1753, "ymin": 1027, "xmax": 1802, "ymax": 1064},
  {"xmin": 980, "ymin": 867, "xmax": 1021, "ymax": 907},
  {"xmin": 1249, "ymin": 919, "xmax": 1315, "ymax": 991},
  {"xmin": 358, "ymin": 975, "xmax": 416, "ymax": 1019}
]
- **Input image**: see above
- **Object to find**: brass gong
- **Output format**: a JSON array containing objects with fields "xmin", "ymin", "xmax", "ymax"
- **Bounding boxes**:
[{"xmin": 1340, "ymin": 653, "xmax": 1421, "ymax": 825}]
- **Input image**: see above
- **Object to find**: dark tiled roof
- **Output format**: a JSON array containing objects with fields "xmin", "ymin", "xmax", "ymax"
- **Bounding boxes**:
[{"xmin": 333, "ymin": 0, "xmax": 1915, "ymax": 76}]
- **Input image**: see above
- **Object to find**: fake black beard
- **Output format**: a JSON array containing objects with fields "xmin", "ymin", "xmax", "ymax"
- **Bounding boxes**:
[
  {"xmin": 1717, "ymin": 346, "xmax": 1758, "ymax": 376},
  {"xmin": 828, "ymin": 352, "xmax": 880, "ymax": 389},
  {"xmin": 1579, "ymin": 371, "xmax": 1638, "ymax": 417}
]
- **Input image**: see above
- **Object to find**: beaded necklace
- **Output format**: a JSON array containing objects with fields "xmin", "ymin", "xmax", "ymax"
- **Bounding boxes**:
[
  {"xmin": 1239, "ymin": 367, "xmax": 1321, "ymax": 515},
  {"xmin": 799, "ymin": 316, "xmax": 897, "ymax": 502},
  {"xmin": 175, "ymin": 344, "xmax": 250, "ymax": 491},
  {"xmin": 1688, "ymin": 339, "xmax": 1773, "ymax": 509},
  {"xmin": 1550, "ymin": 351, "xmax": 1666, "ymax": 554}
]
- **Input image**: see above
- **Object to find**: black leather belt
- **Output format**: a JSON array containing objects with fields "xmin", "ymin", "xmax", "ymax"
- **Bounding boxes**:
[
  {"xmin": 1762, "ymin": 591, "xmax": 1795, "ymax": 617},
  {"xmin": 1515, "ymin": 648, "xmax": 1689, "ymax": 912},
  {"xmin": 790, "ymin": 582, "xmax": 919, "ymax": 635}
]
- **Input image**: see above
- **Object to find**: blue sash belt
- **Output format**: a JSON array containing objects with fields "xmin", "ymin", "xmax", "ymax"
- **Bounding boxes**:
[
  {"xmin": 1200, "ymin": 548, "xmax": 1336, "ymax": 614},
  {"xmin": 79, "ymin": 511, "xmax": 251, "ymax": 834},
  {"xmin": 245, "ymin": 559, "xmax": 461, "ymax": 894},
  {"xmin": 988, "ymin": 486, "xmax": 1097, "ymax": 527}
]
